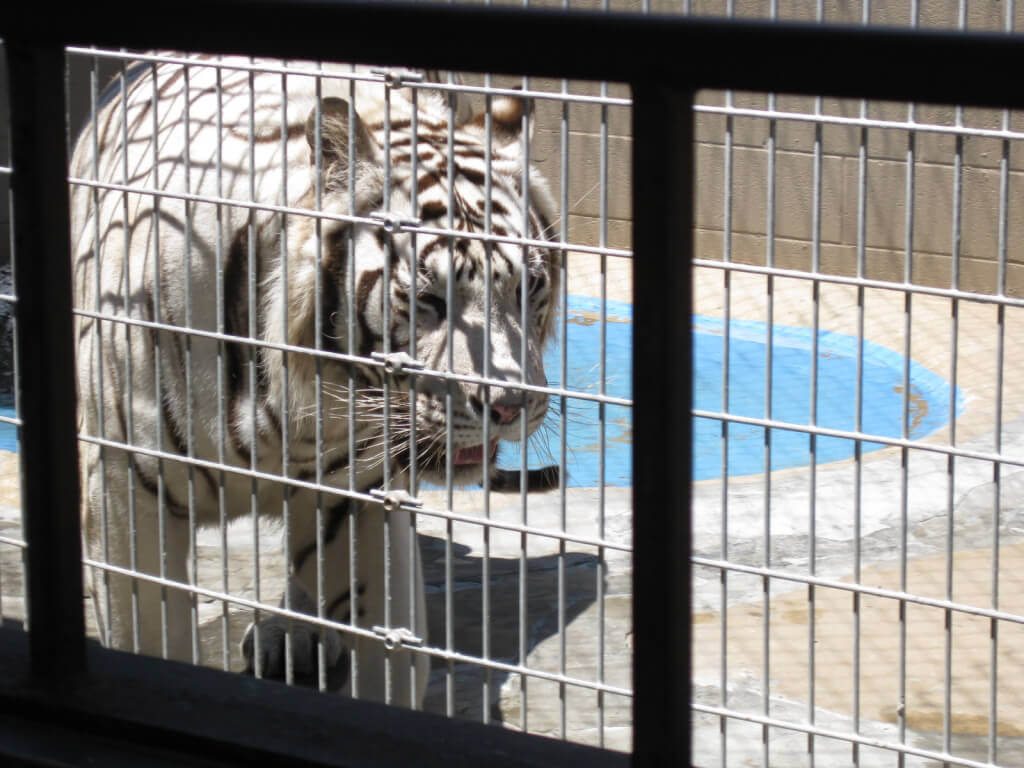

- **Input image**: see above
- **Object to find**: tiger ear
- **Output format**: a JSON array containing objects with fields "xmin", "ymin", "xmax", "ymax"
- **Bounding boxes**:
[
  {"xmin": 421, "ymin": 70, "xmax": 476, "ymax": 127},
  {"xmin": 467, "ymin": 93, "xmax": 533, "ymax": 149},
  {"xmin": 305, "ymin": 97, "xmax": 379, "ymax": 187}
]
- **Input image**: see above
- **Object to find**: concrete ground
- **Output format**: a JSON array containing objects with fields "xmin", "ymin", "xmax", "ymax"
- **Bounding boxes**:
[
  {"xmin": 690, "ymin": 266, "xmax": 1024, "ymax": 767},
  {"xmin": 1, "ymin": 254, "xmax": 1023, "ymax": 765}
]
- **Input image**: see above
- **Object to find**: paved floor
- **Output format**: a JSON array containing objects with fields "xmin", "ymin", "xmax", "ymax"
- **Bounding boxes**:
[
  {"xmin": 2, "ymin": 253, "xmax": 1024, "ymax": 765},
  {"xmin": 690, "ymin": 267, "xmax": 1024, "ymax": 766}
]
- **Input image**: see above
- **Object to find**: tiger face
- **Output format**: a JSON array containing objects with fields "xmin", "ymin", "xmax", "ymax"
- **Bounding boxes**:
[{"xmin": 286, "ymin": 94, "xmax": 560, "ymax": 487}]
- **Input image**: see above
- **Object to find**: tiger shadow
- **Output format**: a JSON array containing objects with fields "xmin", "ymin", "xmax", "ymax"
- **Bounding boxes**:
[
  {"xmin": 200, "ymin": 532, "xmax": 602, "ymax": 724},
  {"xmin": 418, "ymin": 534, "xmax": 601, "ymax": 725}
]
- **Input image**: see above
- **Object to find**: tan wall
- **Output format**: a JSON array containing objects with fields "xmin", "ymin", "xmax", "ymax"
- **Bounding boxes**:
[{"xmin": 462, "ymin": 0, "xmax": 1024, "ymax": 298}]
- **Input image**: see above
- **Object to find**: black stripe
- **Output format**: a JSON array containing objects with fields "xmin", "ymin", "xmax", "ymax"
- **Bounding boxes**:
[
  {"xmin": 327, "ymin": 584, "xmax": 362, "ymax": 620},
  {"xmin": 161, "ymin": 394, "xmax": 189, "ymax": 460},
  {"xmin": 417, "ymin": 172, "xmax": 442, "ymax": 193},
  {"xmin": 224, "ymin": 226, "xmax": 255, "ymax": 461},
  {"xmin": 419, "ymin": 200, "xmax": 447, "ymax": 221},
  {"xmin": 156, "ymin": 65, "xmax": 186, "ymax": 100},
  {"xmin": 459, "ymin": 166, "xmax": 485, "ymax": 186},
  {"xmin": 128, "ymin": 454, "xmax": 189, "ymax": 518},
  {"xmin": 355, "ymin": 268, "xmax": 383, "ymax": 359},
  {"xmin": 319, "ymin": 229, "xmax": 347, "ymax": 355},
  {"xmin": 291, "ymin": 500, "xmax": 351, "ymax": 572}
]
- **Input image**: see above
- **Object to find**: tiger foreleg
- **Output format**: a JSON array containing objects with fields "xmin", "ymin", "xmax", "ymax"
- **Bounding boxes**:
[
  {"xmin": 84, "ymin": 454, "xmax": 195, "ymax": 663},
  {"xmin": 241, "ymin": 498, "xmax": 429, "ymax": 708}
]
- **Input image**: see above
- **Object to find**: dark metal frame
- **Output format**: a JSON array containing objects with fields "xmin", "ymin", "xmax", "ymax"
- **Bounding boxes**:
[{"xmin": 3, "ymin": 2, "xmax": 1024, "ymax": 765}]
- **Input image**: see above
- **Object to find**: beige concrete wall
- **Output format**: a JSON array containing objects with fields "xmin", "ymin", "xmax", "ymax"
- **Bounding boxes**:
[
  {"xmin": 694, "ymin": 93, "xmax": 1024, "ymax": 296},
  {"xmin": 460, "ymin": 0, "xmax": 1024, "ymax": 298}
]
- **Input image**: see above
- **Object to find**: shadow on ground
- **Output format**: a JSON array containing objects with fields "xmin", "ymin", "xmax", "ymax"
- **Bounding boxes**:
[
  {"xmin": 419, "ymin": 534, "xmax": 601, "ymax": 723},
  {"xmin": 195, "ymin": 531, "xmax": 602, "ymax": 726}
]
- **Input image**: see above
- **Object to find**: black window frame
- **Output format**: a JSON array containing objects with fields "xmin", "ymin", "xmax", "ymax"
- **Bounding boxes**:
[{"xmin": 3, "ymin": 3, "xmax": 1024, "ymax": 765}]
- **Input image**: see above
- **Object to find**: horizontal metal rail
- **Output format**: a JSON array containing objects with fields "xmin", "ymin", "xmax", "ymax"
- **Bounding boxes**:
[
  {"xmin": 694, "ymin": 257, "xmax": 1024, "ymax": 309},
  {"xmin": 0, "ymin": 535, "xmax": 27, "ymax": 551},
  {"xmin": 691, "ymin": 408, "xmax": 1015, "ymax": 467},
  {"xmin": 691, "ymin": 556, "xmax": 1024, "ymax": 626}
]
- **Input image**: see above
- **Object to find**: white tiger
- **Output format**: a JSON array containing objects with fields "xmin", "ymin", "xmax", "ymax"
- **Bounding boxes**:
[{"xmin": 69, "ymin": 56, "xmax": 559, "ymax": 708}]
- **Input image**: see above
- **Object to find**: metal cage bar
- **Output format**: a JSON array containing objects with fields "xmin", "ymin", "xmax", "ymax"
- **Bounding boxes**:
[
  {"xmin": 5, "ymin": 39, "xmax": 85, "ymax": 687},
  {"xmin": 631, "ymin": 83, "xmax": 692, "ymax": 765}
]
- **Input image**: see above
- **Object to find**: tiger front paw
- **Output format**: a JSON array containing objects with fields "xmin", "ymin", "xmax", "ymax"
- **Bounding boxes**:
[{"xmin": 241, "ymin": 615, "xmax": 348, "ymax": 691}]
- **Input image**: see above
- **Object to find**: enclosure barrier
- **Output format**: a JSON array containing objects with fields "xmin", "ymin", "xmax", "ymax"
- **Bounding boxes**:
[{"xmin": 2, "ymin": 2, "xmax": 1024, "ymax": 766}]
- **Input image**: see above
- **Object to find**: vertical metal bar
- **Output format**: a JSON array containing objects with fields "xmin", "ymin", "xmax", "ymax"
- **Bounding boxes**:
[
  {"xmin": 551, "ymin": 70, "xmax": 567, "ymax": 737},
  {"xmin": 991, "ymin": 7, "xmax": 1013, "ymax": 759},
  {"xmin": 518, "ymin": 68, "xmax": 531, "ymax": 738},
  {"xmin": 854, "ymin": 64, "xmax": 869, "ymax": 768},
  {"xmin": 381, "ymin": 75, "xmax": 393, "ymax": 705},
  {"xmin": 444, "ymin": 81, "xmax": 456, "ymax": 719},
  {"xmin": 406, "ymin": 80, "xmax": 420, "ymax": 709},
  {"xmin": 86, "ymin": 53, "xmax": 112, "ymax": 651},
  {"xmin": 346, "ymin": 74, "xmax": 360, "ymax": 698},
  {"xmin": 312, "ymin": 71, "xmax": 327, "ymax": 694},
  {"xmin": 148, "ymin": 59, "xmax": 170, "ymax": 661},
  {"xmin": 807, "ymin": 89, "xmax": 823, "ymax": 768},
  {"xmin": 763, "ymin": 7, "xmax": 779, "ymax": 762},
  {"xmin": 243, "ymin": 61, "xmax": 259, "ymax": 677},
  {"xmin": 762, "ymin": 89, "xmax": 776, "ymax": 768},
  {"xmin": 806, "ymin": 9, "xmax": 825, "ymax": 766},
  {"xmin": 943, "ymin": 5, "xmax": 968, "ymax": 762},
  {"xmin": 905, "ymin": 61, "xmax": 921, "ymax": 768},
  {"xmin": 719, "ymin": 75, "xmax": 734, "ymax": 768},
  {"xmin": 946, "ymin": 75, "xmax": 966, "ymax": 768},
  {"xmin": 557, "ymin": 69, "xmax": 570, "ymax": 743},
  {"xmin": 278, "ymin": 68, "xmax": 294, "ymax": 687},
  {"xmin": 631, "ymin": 82, "xmax": 691, "ymax": 765},
  {"xmin": 118, "ymin": 55, "xmax": 141, "ymax": 656},
  {"xmin": 7, "ymin": 39, "xmax": 86, "ymax": 683},
  {"xmin": 215, "ymin": 60, "xmax": 231, "ymax": 671},
  {"xmin": 181, "ymin": 60, "xmax": 200, "ymax": 667},
  {"xmin": 720, "ymin": 3, "xmax": 735, "ymax": 759},
  {"xmin": 481, "ymin": 74, "xmax": 494, "ymax": 725},
  {"xmin": 597, "ymin": 68, "xmax": 609, "ymax": 753}
]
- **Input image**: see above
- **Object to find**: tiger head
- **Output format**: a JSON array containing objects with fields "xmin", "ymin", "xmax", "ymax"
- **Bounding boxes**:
[{"xmin": 285, "ymin": 92, "xmax": 560, "ymax": 486}]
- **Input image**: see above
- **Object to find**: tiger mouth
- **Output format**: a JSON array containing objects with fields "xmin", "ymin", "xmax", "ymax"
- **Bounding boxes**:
[{"xmin": 453, "ymin": 439, "xmax": 500, "ymax": 466}]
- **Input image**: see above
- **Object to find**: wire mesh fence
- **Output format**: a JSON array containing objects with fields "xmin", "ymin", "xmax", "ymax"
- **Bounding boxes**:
[
  {"xmin": 687, "ymin": 5, "xmax": 1024, "ymax": 766},
  {"xmin": 54, "ymin": 48, "xmax": 634, "ymax": 748},
  {"xmin": 0, "ymin": 1, "xmax": 1023, "ymax": 764}
]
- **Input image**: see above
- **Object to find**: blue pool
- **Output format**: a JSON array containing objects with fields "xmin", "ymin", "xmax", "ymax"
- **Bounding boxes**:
[{"xmin": 496, "ymin": 296, "xmax": 964, "ymax": 487}]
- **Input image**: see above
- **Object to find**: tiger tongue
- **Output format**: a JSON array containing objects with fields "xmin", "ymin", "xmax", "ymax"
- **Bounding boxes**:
[{"xmin": 453, "ymin": 441, "xmax": 499, "ymax": 466}]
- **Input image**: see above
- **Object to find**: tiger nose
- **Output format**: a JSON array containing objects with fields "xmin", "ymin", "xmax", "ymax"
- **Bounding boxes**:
[
  {"xmin": 471, "ymin": 395, "xmax": 522, "ymax": 426},
  {"xmin": 490, "ymin": 403, "xmax": 521, "ymax": 426}
]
